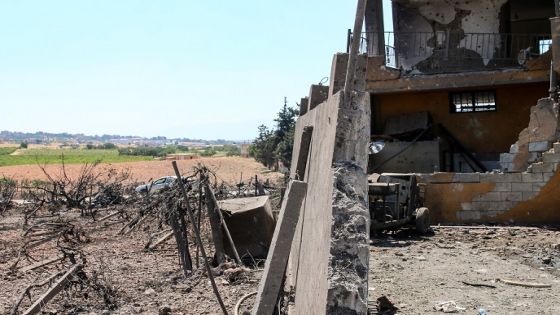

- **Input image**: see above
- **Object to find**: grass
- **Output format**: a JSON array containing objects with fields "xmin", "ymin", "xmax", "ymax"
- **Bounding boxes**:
[
  {"xmin": 0, "ymin": 148, "xmax": 153, "ymax": 167},
  {"xmin": 0, "ymin": 147, "xmax": 18, "ymax": 155}
]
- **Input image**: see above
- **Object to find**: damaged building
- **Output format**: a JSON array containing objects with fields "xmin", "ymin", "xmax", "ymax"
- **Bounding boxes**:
[
  {"xmin": 279, "ymin": 0, "xmax": 560, "ymax": 313},
  {"xmin": 356, "ymin": 0, "xmax": 560, "ymax": 224}
]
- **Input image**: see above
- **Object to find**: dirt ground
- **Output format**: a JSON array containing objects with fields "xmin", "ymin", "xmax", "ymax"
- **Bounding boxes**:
[
  {"xmin": 0, "ymin": 208, "xmax": 262, "ymax": 315},
  {"xmin": 369, "ymin": 226, "xmax": 560, "ymax": 314},
  {"xmin": 0, "ymin": 157, "xmax": 282, "ymax": 184}
]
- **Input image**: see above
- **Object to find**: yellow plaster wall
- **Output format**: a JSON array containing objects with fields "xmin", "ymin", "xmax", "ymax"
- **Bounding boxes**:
[{"xmin": 373, "ymin": 83, "xmax": 549, "ymax": 154}]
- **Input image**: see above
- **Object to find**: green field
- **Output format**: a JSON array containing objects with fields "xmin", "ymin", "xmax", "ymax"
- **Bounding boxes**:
[
  {"xmin": 0, "ymin": 147, "xmax": 18, "ymax": 156},
  {"xmin": 0, "ymin": 148, "xmax": 153, "ymax": 167}
]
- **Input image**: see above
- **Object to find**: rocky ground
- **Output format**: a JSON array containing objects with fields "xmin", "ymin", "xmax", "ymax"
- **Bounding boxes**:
[{"xmin": 369, "ymin": 226, "xmax": 560, "ymax": 315}]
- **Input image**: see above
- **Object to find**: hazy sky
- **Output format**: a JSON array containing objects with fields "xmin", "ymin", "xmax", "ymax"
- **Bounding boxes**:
[{"xmin": 0, "ymin": 1, "xmax": 389, "ymax": 140}]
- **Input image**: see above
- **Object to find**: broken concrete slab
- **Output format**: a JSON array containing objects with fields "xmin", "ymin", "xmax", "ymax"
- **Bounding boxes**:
[
  {"xmin": 218, "ymin": 196, "xmax": 275, "ymax": 260},
  {"xmin": 252, "ymin": 181, "xmax": 307, "ymax": 315}
]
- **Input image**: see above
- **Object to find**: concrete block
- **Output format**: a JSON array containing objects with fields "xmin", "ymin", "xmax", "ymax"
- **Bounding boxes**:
[
  {"xmin": 528, "ymin": 152, "xmax": 540, "ymax": 163},
  {"xmin": 528, "ymin": 141, "xmax": 550, "ymax": 152},
  {"xmin": 482, "ymin": 210, "xmax": 505, "ymax": 218},
  {"xmin": 510, "ymin": 143, "xmax": 519, "ymax": 154},
  {"xmin": 458, "ymin": 210, "xmax": 481, "ymax": 221},
  {"xmin": 500, "ymin": 153, "xmax": 514, "ymax": 163},
  {"xmin": 532, "ymin": 182, "xmax": 547, "ymax": 191},
  {"xmin": 541, "ymin": 162, "xmax": 558, "ymax": 173},
  {"xmin": 543, "ymin": 172, "xmax": 555, "ymax": 182},
  {"xmin": 500, "ymin": 162, "xmax": 513, "ymax": 172},
  {"xmin": 553, "ymin": 142, "xmax": 560, "ymax": 152},
  {"xmin": 480, "ymin": 173, "xmax": 509, "ymax": 183},
  {"xmin": 501, "ymin": 192, "xmax": 523, "ymax": 202},
  {"xmin": 523, "ymin": 191, "xmax": 538, "ymax": 200},
  {"xmin": 512, "ymin": 182, "xmax": 533, "ymax": 191},
  {"xmin": 219, "ymin": 195, "xmax": 276, "ymax": 259},
  {"xmin": 521, "ymin": 172, "xmax": 544, "ymax": 183},
  {"xmin": 308, "ymin": 84, "xmax": 329, "ymax": 111},
  {"xmin": 452, "ymin": 173, "xmax": 480, "ymax": 183},
  {"xmin": 543, "ymin": 152, "xmax": 560, "ymax": 163},
  {"xmin": 493, "ymin": 182, "xmax": 512, "ymax": 192},
  {"xmin": 460, "ymin": 202, "xmax": 473, "ymax": 211},
  {"xmin": 506, "ymin": 173, "xmax": 523, "ymax": 182},
  {"xmin": 471, "ymin": 201, "xmax": 504, "ymax": 211},
  {"xmin": 527, "ymin": 163, "xmax": 544, "ymax": 173},
  {"xmin": 474, "ymin": 192, "xmax": 502, "ymax": 202},
  {"xmin": 253, "ymin": 181, "xmax": 307, "ymax": 315}
]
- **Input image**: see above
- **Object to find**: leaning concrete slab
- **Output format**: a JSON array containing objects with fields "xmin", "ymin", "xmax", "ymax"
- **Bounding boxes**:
[
  {"xmin": 252, "ymin": 180, "xmax": 307, "ymax": 315},
  {"xmin": 286, "ymin": 53, "xmax": 370, "ymax": 314}
]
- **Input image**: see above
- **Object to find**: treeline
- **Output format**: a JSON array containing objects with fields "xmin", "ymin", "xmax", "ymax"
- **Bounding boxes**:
[
  {"xmin": 250, "ymin": 102, "xmax": 298, "ymax": 169},
  {"xmin": 117, "ymin": 144, "xmax": 241, "ymax": 157}
]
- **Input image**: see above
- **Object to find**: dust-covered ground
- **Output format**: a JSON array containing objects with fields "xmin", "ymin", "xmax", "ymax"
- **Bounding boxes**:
[
  {"xmin": 369, "ymin": 226, "xmax": 560, "ymax": 314},
  {"xmin": 0, "ymin": 208, "xmax": 262, "ymax": 315}
]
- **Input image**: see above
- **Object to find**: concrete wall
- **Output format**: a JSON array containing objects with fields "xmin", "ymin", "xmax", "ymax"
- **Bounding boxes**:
[
  {"xmin": 373, "ymin": 82, "xmax": 549, "ymax": 155},
  {"xmin": 421, "ymin": 147, "xmax": 560, "ymax": 224},
  {"xmin": 392, "ymin": 0, "xmax": 553, "ymax": 72},
  {"xmin": 394, "ymin": 0, "xmax": 508, "ymax": 70},
  {"xmin": 287, "ymin": 93, "xmax": 340, "ymax": 314},
  {"xmin": 418, "ymin": 97, "xmax": 560, "ymax": 225}
]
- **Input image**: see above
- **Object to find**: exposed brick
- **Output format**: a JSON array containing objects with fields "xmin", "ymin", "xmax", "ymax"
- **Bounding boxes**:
[
  {"xmin": 528, "ymin": 141, "xmax": 550, "ymax": 152},
  {"xmin": 482, "ymin": 211, "xmax": 505, "ymax": 218},
  {"xmin": 452, "ymin": 173, "xmax": 480, "ymax": 183},
  {"xmin": 532, "ymin": 182, "xmax": 547, "ymax": 191},
  {"xmin": 479, "ymin": 172, "xmax": 521, "ymax": 182},
  {"xmin": 543, "ymin": 172, "xmax": 555, "ymax": 182},
  {"xmin": 501, "ymin": 192, "xmax": 523, "ymax": 202},
  {"xmin": 493, "ymin": 182, "xmax": 512, "ymax": 192},
  {"xmin": 512, "ymin": 182, "xmax": 532, "ymax": 191},
  {"xmin": 522, "ymin": 191, "xmax": 538, "ymax": 200},
  {"xmin": 472, "ymin": 201, "xmax": 508, "ymax": 211},
  {"xmin": 510, "ymin": 143, "xmax": 519, "ymax": 154},
  {"xmin": 458, "ymin": 211, "xmax": 481, "ymax": 221},
  {"xmin": 506, "ymin": 173, "xmax": 523, "ymax": 182},
  {"xmin": 543, "ymin": 152, "xmax": 560, "ymax": 163},
  {"xmin": 500, "ymin": 153, "xmax": 514, "ymax": 163},
  {"xmin": 474, "ymin": 192, "xmax": 502, "ymax": 202},
  {"xmin": 500, "ymin": 163, "xmax": 514, "ymax": 172},
  {"xmin": 527, "ymin": 163, "xmax": 543, "ymax": 173},
  {"xmin": 521, "ymin": 172, "xmax": 544, "ymax": 183}
]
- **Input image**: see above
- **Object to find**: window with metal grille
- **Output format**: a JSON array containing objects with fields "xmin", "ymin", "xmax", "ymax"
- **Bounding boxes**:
[{"xmin": 450, "ymin": 91, "xmax": 496, "ymax": 113}]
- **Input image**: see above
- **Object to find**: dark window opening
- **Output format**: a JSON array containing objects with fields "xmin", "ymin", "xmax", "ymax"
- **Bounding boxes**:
[{"xmin": 450, "ymin": 91, "xmax": 496, "ymax": 113}]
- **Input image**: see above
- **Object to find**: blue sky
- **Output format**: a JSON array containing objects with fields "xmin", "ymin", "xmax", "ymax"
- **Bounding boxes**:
[{"xmin": 0, "ymin": 1, "xmax": 387, "ymax": 140}]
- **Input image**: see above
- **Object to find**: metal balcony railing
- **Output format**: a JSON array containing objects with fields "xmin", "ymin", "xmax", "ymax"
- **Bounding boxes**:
[{"xmin": 348, "ymin": 31, "xmax": 552, "ymax": 73}]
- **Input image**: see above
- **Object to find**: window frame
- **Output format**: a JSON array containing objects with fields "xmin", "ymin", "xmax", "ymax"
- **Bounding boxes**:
[{"xmin": 449, "ymin": 90, "xmax": 497, "ymax": 114}]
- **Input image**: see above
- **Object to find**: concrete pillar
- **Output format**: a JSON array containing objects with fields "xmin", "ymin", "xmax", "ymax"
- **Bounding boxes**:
[
  {"xmin": 299, "ymin": 97, "xmax": 309, "ymax": 116},
  {"xmin": 329, "ymin": 53, "xmax": 349, "ymax": 97},
  {"xmin": 308, "ymin": 85, "xmax": 329, "ymax": 110},
  {"xmin": 551, "ymin": 17, "xmax": 560, "ymax": 74},
  {"xmin": 365, "ymin": 0, "xmax": 385, "ymax": 56}
]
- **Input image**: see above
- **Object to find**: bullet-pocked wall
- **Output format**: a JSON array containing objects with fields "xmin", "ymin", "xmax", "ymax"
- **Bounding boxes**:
[
  {"xmin": 372, "ymin": 82, "xmax": 550, "ymax": 155},
  {"xmin": 391, "ymin": 0, "xmax": 555, "ymax": 72}
]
